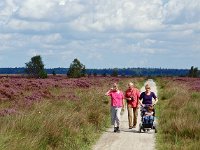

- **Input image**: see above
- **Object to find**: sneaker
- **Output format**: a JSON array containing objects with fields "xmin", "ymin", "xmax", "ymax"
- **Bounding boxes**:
[
  {"xmin": 116, "ymin": 127, "xmax": 120, "ymax": 133},
  {"xmin": 133, "ymin": 125, "xmax": 136, "ymax": 128},
  {"xmin": 129, "ymin": 126, "xmax": 133, "ymax": 129},
  {"xmin": 114, "ymin": 127, "xmax": 117, "ymax": 132}
]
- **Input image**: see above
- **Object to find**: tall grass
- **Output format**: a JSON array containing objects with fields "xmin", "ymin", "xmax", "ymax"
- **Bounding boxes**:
[
  {"xmin": 0, "ymin": 87, "xmax": 110, "ymax": 150},
  {"xmin": 156, "ymin": 77, "xmax": 200, "ymax": 150},
  {"xmin": 0, "ymin": 77, "xmax": 142, "ymax": 150}
]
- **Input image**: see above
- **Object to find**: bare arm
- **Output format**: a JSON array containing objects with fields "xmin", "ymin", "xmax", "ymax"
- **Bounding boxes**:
[
  {"xmin": 105, "ymin": 89, "xmax": 112, "ymax": 96},
  {"xmin": 139, "ymin": 100, "xmax": 144, "ymax": 106},
  {"xmin": 153, "ymin": 98, "xmax": 158, "ymax": 105},
  {"xmin": 138, "ymin": 92, "xmax": 143, "ymax": 105}
]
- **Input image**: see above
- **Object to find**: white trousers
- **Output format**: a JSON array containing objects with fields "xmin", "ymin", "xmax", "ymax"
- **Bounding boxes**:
[{"xmin": 111, "ymin": 106, "xmax": 122, "ymax": 127}]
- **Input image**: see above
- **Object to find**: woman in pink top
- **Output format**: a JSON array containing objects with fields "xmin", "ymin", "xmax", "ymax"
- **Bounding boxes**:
[{"xmin": 105, "ymin": 83, "xmax": 124, "ymax": 132}]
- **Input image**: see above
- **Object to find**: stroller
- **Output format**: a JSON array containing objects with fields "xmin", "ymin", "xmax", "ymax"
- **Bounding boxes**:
[{"xmin": 139, "ymin": 104, "xmax": 157, "ymax": 133}]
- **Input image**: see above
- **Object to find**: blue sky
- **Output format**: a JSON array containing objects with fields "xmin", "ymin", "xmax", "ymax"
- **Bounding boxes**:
[{"xmin": 0, "ymin": 0, "xmax": 200, "ymax": 69}]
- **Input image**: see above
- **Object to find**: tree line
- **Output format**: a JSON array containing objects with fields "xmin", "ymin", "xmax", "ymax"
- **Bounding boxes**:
[{"xmin": 0, "ymin": 55, "xmax": 198, "ymax": 78}]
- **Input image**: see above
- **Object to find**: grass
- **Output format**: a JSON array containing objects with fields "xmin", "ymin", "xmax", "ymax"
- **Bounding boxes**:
[
  {"xmin": 0, "ymin": 77, "xmax": 143, "ymax": 150},
  {"xmin": 155, "ymin": 77, "xmax": 200, "ymax": 150},
  {"xmin": 0, "ymin": 85, "xmax": 110, "ymax": 149}
]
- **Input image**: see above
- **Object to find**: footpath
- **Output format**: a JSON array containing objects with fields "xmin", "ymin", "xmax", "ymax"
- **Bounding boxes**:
[{"xmin": 92, "ymin": 79, "xmax": 157, "ymax": 150}]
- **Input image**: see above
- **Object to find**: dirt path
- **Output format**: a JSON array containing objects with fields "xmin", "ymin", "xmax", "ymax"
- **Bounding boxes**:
[{"xmin": 92, "ymin": 79, "xmax": 157, "ymax": 150}]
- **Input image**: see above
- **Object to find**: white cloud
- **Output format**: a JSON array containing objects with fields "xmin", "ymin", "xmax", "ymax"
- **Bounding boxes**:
[
  {"xmin": 70, "ymin": 0, "xmax": 165, "ymax": 32},
  {"xmin": 60, "ymin": 50, "xmax": 75, "ymax": 62},
  {"xmin": 17, "ymin": 0, "xmax": 85, "ymax": 21},
  {"xmin": 164, "ymin": 0, "xmax": 200, "ymax": 24},
  {"xmin": 0, "ymin": 0, "xmax": 19, "ymax": 25},
  {"xmin": 28, "ymin": 49, "xmax": 54, "ymax": 57},
  {"xmin": 31, "ymin": 33, "xmax": 62, "ymax": 44},
  {"xmin": 7, "ymin": 19, "xmax": 54, "ymax": 31},
  {"xmin": 87, "ymin": 50, "xmax": 102, "ymax": 60},
  {"xmin": 0, "ymin": 0, "xmax": 200, "ymax": 68}
]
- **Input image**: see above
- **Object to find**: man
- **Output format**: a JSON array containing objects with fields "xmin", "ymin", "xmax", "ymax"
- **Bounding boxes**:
[{"xmin": 125, "ymin": 82, "xmax": 140, "ymax": 129}]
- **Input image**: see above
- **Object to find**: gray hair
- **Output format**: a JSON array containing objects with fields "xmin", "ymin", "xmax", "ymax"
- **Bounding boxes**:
[{"xmin": 128, "ymin": 82, "xmax": 134, "ymax": 87}]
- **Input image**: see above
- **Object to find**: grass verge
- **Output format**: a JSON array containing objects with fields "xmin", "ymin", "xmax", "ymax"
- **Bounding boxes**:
[
  {"xmin": 155, "ymin": 77, "xmax": 200, "ymax": 150},
  {"xmin": 0, "ymin": 77, "xmax": 143, "ymax": 150}
]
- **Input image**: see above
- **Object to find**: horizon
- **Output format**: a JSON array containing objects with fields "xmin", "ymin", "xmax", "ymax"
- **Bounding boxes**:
[
  {"xmin": 0, "ymin": 0, "xmax": 200, "ymax": 69},
  {"xmin": 0, "ymin": 66, "xmax": 190, "ymax": 70}
]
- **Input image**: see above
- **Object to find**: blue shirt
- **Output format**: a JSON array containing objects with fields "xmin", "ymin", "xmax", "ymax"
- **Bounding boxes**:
[{"xmin": 139, "ymin": 92, "xmax": 157, "ymax": 105}]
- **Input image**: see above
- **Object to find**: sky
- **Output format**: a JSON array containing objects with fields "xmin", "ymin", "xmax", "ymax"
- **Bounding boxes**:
[{"xmin": 0, "ymin": 0, "xmax": 200, "ymax": 69}]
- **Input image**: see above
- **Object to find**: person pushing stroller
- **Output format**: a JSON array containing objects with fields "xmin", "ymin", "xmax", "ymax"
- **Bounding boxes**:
[
  {"xmin": 139, "ymin": 84, "xmax": 158, "ymax": 132},
  {"xmin": 139, "ymin": 84, "xmax": 158, "ymax": 109}
]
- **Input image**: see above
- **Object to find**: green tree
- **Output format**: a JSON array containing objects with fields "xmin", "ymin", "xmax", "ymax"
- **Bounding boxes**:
[
  {"xmin": 67, "ymin": 58, "xmax": 86, "ymax": 78},
  {"xmin": 188, "ymin": 66, "xmax": 199, "ymax": 77},
  {"xmin": 188, "ymin": 66, "xmax": 194, "ymax": 77},
  {"xmin": 25, "ymin": 55, "xmax": 47, "ymax": 78},
  {"xmin": 111, "ymin": 68, "xmax": 118, "ymax": 77},
  {"xmin": 93, "ymin": 72, "xmax": 97, "ymax": 77},
  {"xmin": 193, "ymin": 67, "xmax": 198, "ymax": 77},
  {"xmin": 52, "ymin": 70, "xmax": 56, "ymax": 76},
  {"xmin": 102, "ymin": 72, "xmax": 107, "ymax": 77}
]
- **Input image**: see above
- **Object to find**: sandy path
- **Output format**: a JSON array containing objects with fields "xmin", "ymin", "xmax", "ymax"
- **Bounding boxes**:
[{"xmin": 92, "ymin": 79, "xmax": 157, "ymax": 150}]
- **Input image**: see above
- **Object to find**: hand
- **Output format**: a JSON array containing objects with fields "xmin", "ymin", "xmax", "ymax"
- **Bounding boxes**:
[
  {"xmin": 127, "ymin": 98, "xmax": 132, "ymax": 101},
  {"xmin": 130, "ymin": 96, "xmax": 135, "ymax": 101}
]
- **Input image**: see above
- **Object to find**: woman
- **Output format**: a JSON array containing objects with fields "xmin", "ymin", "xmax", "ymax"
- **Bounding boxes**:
[
  {"xmin": 139, "ymin": 84, "xmax": 158, "ymax": 107},
  {"xmin": 105, "ymin": 83, "xmax": 124, "ymax": 133}
]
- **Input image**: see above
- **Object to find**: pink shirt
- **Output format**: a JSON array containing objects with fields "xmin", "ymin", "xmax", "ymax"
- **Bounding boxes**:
[{"xmin": 108, "ymin": 90, "xmax": 124, "ymax": 107}]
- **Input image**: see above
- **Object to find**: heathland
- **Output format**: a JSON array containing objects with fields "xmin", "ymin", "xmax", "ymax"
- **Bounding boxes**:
[
  {"xmin": 0, "ymin": 76, "xmax": 199, "ymax": 150},
  {"xmin": 156, "ymin": 77, "xmax": 200, "ymax": 150}
]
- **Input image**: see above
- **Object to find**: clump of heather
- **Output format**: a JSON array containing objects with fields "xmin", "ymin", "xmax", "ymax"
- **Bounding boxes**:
[
  {"xmin": 0, "ymin": 75, "xmax": 124, "ymax": 116},
  {"xmin": 0, "ymin": 108, "xmax": 17, "ymax": 116},
  {"xmin": 173, "ymin": 77, "xmax": 200, "ymax": 91},
  {"xmin": 0, "ymin": 75, "xmax": 141, "ymax": 149}
]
